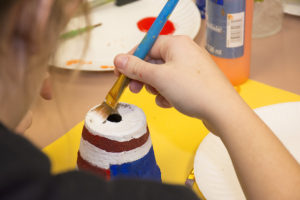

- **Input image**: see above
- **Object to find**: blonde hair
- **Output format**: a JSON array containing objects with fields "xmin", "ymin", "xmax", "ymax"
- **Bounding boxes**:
[
  {"xmin": 1, "ymin": 0, "xmax": 87, "ymax": 80},
  {"xmin": 0, "ymin": 0, "xmax": 89, "ymax": 128}
]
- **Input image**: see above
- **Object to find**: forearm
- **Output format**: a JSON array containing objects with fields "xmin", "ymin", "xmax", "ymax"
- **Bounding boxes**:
[
  {"xmin": 113, "ymin": 35, "xmax": 300, "ymax": 199},
  {"xmin": 211, "ymin": 95, "xmax": 300, "ymax": 199}
]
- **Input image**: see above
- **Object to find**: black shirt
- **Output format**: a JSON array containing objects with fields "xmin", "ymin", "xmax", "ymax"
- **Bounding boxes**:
[{"xmin": 0, "ymin": 123, "xmax": 200, "ymax": 200}]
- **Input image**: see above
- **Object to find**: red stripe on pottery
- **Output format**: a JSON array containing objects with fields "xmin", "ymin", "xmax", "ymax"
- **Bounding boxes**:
[
  {"xmin": 77, "ymin": 152, "xmax": 111, "ymax": 180},
  {"xmin": 82, "ymin": 126, "xmax": 149, "ymax": 152}
]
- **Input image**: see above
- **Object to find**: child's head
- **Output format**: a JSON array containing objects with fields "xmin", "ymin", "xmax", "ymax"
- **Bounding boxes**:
[{"xmin": 0, "ymin": 0, "xmax": 83, "ymax": 129}]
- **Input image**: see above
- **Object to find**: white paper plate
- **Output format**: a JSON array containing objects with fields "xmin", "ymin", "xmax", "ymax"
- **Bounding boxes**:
[
  {"xmin": 194, "ymin": 102, "xmax": 300, "ymax": 200},
  {"xmin": 283, "ymin": 2, "xmax": 300, "ymax": 16},
  {"xmin": 52, "ymin": 0, "xmax": 200, "ymax": 71}
]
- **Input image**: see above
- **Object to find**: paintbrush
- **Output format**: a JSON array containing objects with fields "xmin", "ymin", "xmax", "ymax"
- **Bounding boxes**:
[
  {"xmin": 94, "ymin": 0, "xmax": 180, "ymax": 120},
  {"xmin": 60, "ymin": 23, "xmax": 102, "ymax": 40},
  {"xmin": 185, "ymin": 168, "xmax": 195, "ymax": 188}
]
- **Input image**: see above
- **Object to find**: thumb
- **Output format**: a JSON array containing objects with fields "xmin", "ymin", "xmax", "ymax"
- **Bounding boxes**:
[{"xmin": 114, "ymin": 54, "xmax": 160, "ymax": 85}]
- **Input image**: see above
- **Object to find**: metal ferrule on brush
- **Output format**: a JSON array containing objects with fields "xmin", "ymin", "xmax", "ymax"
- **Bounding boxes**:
[{"xmin": 105, "ymin": 74, "xmax": 130, "ymax": 109}]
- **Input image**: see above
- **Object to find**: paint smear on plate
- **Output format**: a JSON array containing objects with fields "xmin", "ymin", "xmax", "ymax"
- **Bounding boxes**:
[
  {"xmin": 66, "ymin": 61, "xmax": 114, "ymax": 70},
  {"xmin": 137, "ymin": 17, "xmax": 175, "ymax": 35},
  {"xmin": 66, "ymin": 59, "xmax": 93, "ymax": 66},
  {"xmin": 100, "ymin": 65, "xmax": 114, "ymax": 69}
]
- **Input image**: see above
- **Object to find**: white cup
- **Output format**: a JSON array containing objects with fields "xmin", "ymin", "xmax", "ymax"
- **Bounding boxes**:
[{"xmin": 252, "ymin": 0, "xmax": 284, "ymax": 38}]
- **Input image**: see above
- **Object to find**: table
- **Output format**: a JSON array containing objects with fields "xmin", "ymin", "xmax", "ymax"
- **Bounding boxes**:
[
  {"xmin": 25, "ymin": 14, "xmax": 300, "ymax": 150},
  {"xmin": 250, "ymin": 14, "xmax": 300, "ymax": 95}
]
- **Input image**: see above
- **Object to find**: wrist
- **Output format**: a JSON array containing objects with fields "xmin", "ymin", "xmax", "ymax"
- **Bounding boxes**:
[{"xmin": 202, "ymin": 91, "xmax": 252, "ymax": 138}]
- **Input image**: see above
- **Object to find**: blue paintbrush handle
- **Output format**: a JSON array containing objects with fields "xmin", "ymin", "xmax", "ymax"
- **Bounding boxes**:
[
  {"xmin": 134, "ymin": 0, "xmax": 179, "ymax": 59},
  {"xmin": 104, "ymin": 0, "xmax": 179, "ymax": 108}
]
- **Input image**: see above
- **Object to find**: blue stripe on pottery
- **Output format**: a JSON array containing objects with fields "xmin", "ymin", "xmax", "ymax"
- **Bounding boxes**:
[
  {"xmin": 110, "ymin": 147, "xmax": 161, "ymax": 181},
  {"xmin": 209, "ymin": 0, "xmax": 224, "ymax": 5}
]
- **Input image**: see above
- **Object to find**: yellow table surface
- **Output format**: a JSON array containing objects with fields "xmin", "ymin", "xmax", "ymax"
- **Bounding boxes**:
[{"xmin": 43, "ymin": 80, "xmax": 300, "ymax": 197}]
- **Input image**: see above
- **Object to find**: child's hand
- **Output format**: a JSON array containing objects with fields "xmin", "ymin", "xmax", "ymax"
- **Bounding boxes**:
[
  {"xmin": 114, "ymin": 35, "xmax": 237, "ymax": 122},
  {"xmin": 115, "ymin": 36, "xmax": 300, "ymax": 200}
]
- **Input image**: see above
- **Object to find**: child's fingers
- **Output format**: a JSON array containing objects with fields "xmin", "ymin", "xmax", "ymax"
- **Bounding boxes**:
[
  {"xmin": 114, "ymin": 54, "xmax": 163, "ymax": 87},
  {"xmin": 146, "ymin": 35, "xmax": 172, "ymax": 60},
  {"xmin": 146, "ymin": 35, "xmax": 192, "ymax": 60},
  {"xmin": 127, "ymin": 45, "xmax": 138, "ymax": 55},
  {"xmin": 129, "ymin": 80, "xmax": 144, "ymax": 93},
  {"xmin": 127, "ymin": 36, "xmax": 170, "ymax": 60},
  {"xmin": 155, "ymin": 94, "xmax": 172, "ymax": 108},
  {"xmin": 145, "ymin": 84, "xmax": 159, "ymax": 95},
  {"xmin": 114, "ymin": 67, "xmax": 120, "ymax": 76},
  {"xmin": 114, "ymin": 46, "xmax": 137, "ymax": 76},
  {"xmin": 147, "ymin": 58, "xmax": 165, "ymax": 65}
]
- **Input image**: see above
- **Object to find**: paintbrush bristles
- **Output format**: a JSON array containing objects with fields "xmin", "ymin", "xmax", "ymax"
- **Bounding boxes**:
[
  {"xmin": 94, "ymin": 75, "xmax": 128, "ymax": 121},
  {"xmin": 94, "ymin": 102, "xmax": 114, "ymax": 120}
]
